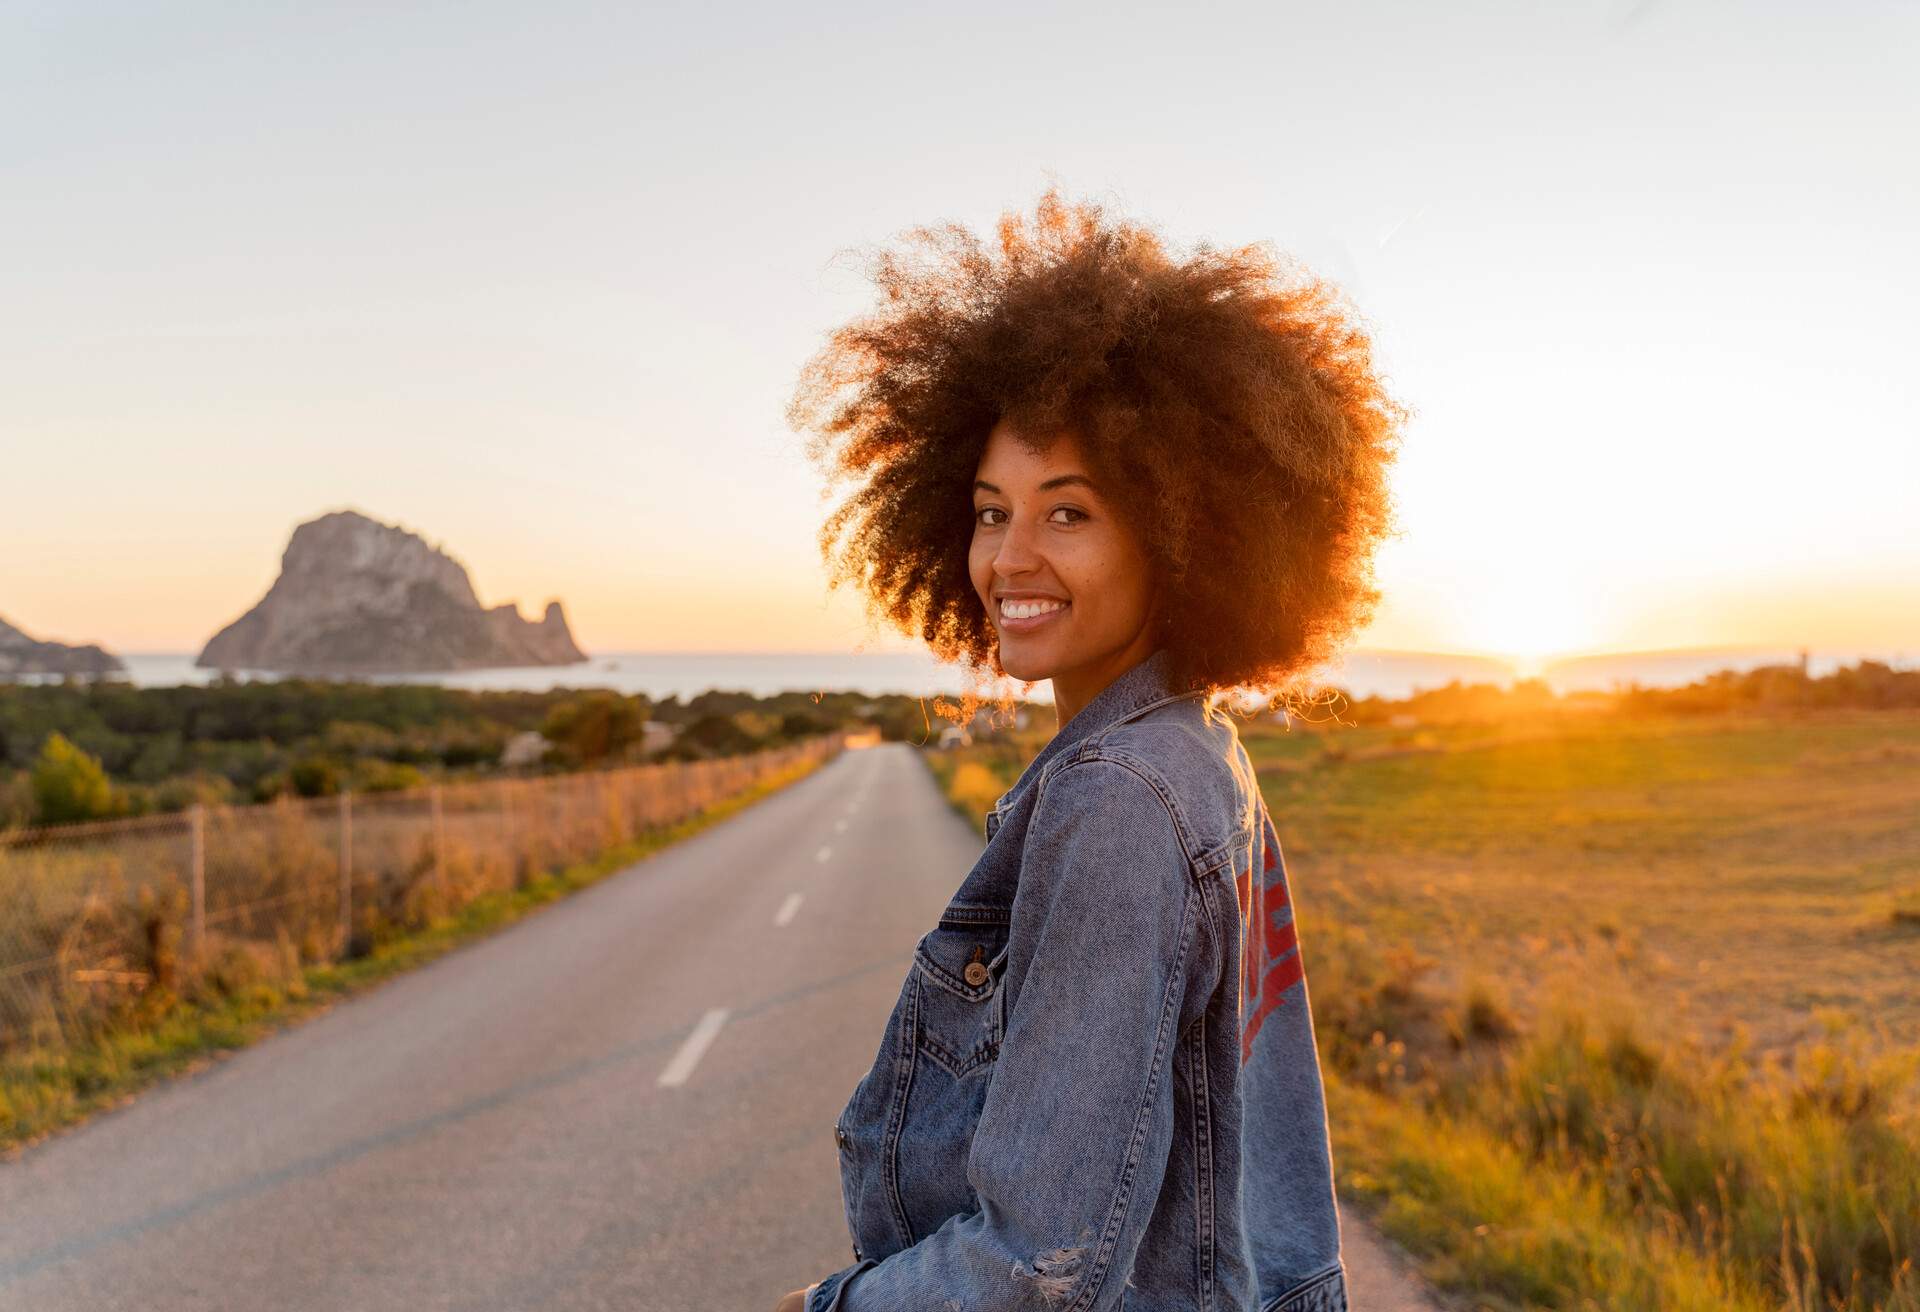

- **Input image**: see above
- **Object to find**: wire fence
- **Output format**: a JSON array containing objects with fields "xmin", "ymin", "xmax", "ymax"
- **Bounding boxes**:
[{"xmin": 0, "ymin": 735, "xmax": 844, "ymax": 1055}]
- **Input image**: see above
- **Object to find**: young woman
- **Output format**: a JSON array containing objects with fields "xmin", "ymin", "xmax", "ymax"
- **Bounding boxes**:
[{"xmin": 775, "ymin": 188, "xmax": 1403, "ymax": 1312}]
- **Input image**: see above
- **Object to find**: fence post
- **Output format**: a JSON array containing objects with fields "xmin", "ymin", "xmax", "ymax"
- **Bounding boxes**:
[
  {"xmin": 431, "ymin": 784, "xmax": 447, "ymax": 892},
  {"xmin": 502, "ymin": 777, "xmax": 517, "ymax": 888},
  {"xmin": 338, "ymin": 790, "xmax": 353, "ymax": 951},
  {"xmin": 188, "ymin": 802, "xmax": 206, "ymax": 962}
]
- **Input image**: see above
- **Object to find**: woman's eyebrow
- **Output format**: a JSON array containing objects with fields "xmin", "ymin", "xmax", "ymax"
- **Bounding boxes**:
[{"xmin": 973, "ymin": 473, "xmax": 1098, "ymax": 494}]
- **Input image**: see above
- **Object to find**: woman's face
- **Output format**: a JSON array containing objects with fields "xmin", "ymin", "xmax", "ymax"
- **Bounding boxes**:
[{"xmin": 969, "ymin": 419, "xmax": 1160, "ymax": 710}]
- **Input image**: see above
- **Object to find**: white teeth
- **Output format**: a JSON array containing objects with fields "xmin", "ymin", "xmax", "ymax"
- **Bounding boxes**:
[{"xmin": 1001, "ymin": 598, "xmax": 1067, "ymax": 620}]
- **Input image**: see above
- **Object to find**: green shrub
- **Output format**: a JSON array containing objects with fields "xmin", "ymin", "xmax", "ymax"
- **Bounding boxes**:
[{"xmin": 30, "ymin": 732, "xmax": 121, "ymax": 824}]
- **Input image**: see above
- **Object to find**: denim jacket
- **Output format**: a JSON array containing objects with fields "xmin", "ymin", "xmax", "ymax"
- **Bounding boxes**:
[{"xmin": 808, "ymin": 646, "xmax": 1348, "ymax": 1312}]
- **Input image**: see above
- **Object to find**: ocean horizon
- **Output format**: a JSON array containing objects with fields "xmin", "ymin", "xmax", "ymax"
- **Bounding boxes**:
[{"xmin": 44, "ymin": 644, "xmax": 1912, "ymax": 706}]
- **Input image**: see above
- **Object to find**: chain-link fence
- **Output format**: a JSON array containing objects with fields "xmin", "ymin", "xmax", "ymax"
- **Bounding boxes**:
[{"xmin": 0, "ymin": 735, "xmax": 844, "ymax": 1054}]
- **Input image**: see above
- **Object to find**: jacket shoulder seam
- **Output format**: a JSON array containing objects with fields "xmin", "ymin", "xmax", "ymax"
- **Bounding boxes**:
[{"xmin": 1037, "ymin": 750, "xmax": 1200, "ymax": 874}]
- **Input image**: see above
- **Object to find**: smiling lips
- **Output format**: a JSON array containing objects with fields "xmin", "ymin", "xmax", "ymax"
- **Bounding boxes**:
[{"xmin": 998, "ymin": 596, "xmax": 1070, "ymax": 631}]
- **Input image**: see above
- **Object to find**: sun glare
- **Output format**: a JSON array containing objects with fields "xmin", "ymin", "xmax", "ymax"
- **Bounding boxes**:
[{"xmin": 1458, "ymin": 579, "xmax": 1606, "ymax": 680}]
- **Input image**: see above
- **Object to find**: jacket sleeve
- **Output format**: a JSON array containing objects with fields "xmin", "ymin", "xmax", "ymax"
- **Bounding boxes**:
[{"xmin": 809, "ymin": 757, "xmax": 1203, "ymax": 1312}]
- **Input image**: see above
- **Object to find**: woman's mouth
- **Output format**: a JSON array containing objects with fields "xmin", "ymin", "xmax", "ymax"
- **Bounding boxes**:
[{"xmin": 998, "ymin": 597, "xmax": 1070, "ymax": 633}]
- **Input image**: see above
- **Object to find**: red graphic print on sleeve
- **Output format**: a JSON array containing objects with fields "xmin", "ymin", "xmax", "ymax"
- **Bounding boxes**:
[{"xmin": 1234, "ymin": 810, "xmax": 1303, "ymax": 1065}]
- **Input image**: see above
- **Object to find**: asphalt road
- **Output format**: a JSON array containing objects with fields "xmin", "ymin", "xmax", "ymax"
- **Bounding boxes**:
[{"xmin": 0, "ymin": 742, "xmax": 1436, "ymax": 1312}]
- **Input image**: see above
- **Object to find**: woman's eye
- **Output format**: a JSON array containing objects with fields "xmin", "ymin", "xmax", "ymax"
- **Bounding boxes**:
[{"xmin": 974, "ymin": 506, "xmax": 1084, "ymax": 526}]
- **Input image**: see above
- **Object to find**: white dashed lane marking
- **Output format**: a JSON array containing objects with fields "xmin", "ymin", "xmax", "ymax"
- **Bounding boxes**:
[
  {"xmin": 656, "ymin": 1008, "xmax": 729, "ymax": 1088},
  {"xmin": 774, "ymin": 892, "xmax": 802, "ymax": 927}
]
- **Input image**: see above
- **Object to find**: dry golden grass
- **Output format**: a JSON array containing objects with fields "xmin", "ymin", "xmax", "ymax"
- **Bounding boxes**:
[
  {"xmin": 1243, "ymin": 707, "xmax": 1920, "ymax": 1077},
  {"xmin": 923, "ymin": 703, "xmax": 1920, "ymax": 1309}
]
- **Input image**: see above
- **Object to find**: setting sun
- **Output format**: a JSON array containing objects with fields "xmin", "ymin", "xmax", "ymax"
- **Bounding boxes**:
[{"xmin": 1452, "ymin": 575, "xmax": 1608, "ymax": 679}]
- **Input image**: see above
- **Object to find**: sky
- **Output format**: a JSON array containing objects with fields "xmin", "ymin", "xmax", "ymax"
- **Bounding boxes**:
[{"xmin": 3, "ymin": 0, "xmax": 1915, "ymax": 675}]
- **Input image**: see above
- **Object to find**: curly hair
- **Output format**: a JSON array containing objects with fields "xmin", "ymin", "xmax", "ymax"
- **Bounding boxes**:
[{"xmin": 786, "ymin": 185, "xmax": 1406, "ymax": 728}]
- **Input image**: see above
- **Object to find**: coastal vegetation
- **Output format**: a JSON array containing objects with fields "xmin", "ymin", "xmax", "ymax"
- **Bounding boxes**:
[{"xmin": 0, "ymin": 676, "xmax": 939, "ymax": 829}]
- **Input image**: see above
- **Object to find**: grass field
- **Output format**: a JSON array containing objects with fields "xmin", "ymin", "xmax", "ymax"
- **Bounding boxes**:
[
  {"xmin": 921, "ymin": 704, "xmax": 1920, "ymax": 1311},
  {"xmin": 1243, "ymin": 708, "xmax": 1920, "ymax": 1066}
]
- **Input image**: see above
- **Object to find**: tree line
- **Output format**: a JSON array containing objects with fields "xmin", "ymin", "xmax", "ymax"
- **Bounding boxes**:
[{"xmin": 0, "ymin": 676, "xmax": 954, "ymax": 828}]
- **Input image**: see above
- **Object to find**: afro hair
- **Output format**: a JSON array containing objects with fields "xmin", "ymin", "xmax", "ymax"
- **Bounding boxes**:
[{"xmin": 787, "ymin": 185, "xmax": 1406, "ymax": 727}]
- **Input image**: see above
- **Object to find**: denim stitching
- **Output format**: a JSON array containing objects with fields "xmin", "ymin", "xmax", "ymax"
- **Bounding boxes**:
[
  {"xmin": 809, "ymin": 1256, "xmax": 878, "ymax": 1312},
  {"xmin": 1192, "ymin": 1010, "xmax": 1216, "ymax": 1310},
  {"xmin": 1259, "ymin": 1260, "xmax": 1349, "ymax": 1312},
  {"xmin": 1086, "ymin": 747, "xmax": 1205, "ymax": 861},
  {"xmin": 936, "ymin": 903, "xmax": 1014, "ymax": 926},
  {"xmin": 991, "ymin": 966, "xmax": 1007, "ymax": 1047},
  {"xmin": 1191, "ymin": 835, "xmax": 1238, "ymax": 879},
  {"xmin": 911, "ymin": 981, "xmax": 1000, "ymax": 1078},
  {"xmin": 999, "ymin": 685, "xmax": 1208, "ymax": 830},
  {"xmin": 1082, "ymin": 744, "xmax": 1202, "ymax": 861},
  {"xmin": 915, "ymin": 1030, "xmax": 998, "ymax": 1081},
  {"xmin": 881, "ymin": 978, "xmax": 920, "ymax": 1249},
  {"xmin": 911, "ymin": 934, "xmax": 1007, "ymax": 1001}
]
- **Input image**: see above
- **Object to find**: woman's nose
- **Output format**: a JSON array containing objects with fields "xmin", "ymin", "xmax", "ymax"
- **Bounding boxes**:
[{"xmin": 993, "ymin": 516, "xmax": 1042, "ymax": 573}]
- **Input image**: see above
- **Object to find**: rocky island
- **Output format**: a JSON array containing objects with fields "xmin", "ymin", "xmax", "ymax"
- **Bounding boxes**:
[
  {"xmin": 0, "ymin": 613, "xmax": 126, "ymax": 679},
  {"xmin": 197, "ymin": 509, "xmax": 589, "ymax": 675}
]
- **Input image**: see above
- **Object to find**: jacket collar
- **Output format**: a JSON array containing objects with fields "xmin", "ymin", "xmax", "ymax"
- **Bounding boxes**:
[{"xmin": 987, "ymin": 645, "xmax": 1204, "ymax": 822}]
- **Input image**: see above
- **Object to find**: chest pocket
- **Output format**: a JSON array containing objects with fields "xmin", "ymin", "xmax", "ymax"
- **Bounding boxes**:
[
  {"xmin": 910, "ymin": 910, "xmax": 1010, "ymax": 1078},
  {"xmin": 894, "ymin": 904, "xmax": 1011, "ymax": 1244}
]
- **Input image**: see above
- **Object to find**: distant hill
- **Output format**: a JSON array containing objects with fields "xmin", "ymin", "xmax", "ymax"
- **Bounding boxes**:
[
  {"xmin": 1321, "ymin": 645, "xmax": 1904, "ymax": 699},
  {"xmin": 1318, "ymin": 648, "xmax": 1517, "ymax": 700},
  {"xmin": 197, "ymin": 508, "xmax": 589, "ymax": 676},
  {"xmin": 0, "ymin": 613, "xmax": 125, "ymax": 679},
  {"xmin": 1540, "ymin": 645, "xmax": 1827, "ymax": 693}
]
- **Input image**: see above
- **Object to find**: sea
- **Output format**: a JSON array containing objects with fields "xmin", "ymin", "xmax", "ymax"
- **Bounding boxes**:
[{"xmin": 44, "ymin": 645, "xmax": 1910, "ymax": 706}]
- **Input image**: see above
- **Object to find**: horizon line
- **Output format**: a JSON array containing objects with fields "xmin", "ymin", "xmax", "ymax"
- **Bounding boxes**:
[{"xmin": 105, "ymin": 641, "xmax": 1915, "ymax": 668}]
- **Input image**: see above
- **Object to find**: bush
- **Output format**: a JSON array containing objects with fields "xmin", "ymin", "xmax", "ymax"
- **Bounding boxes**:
[
  {"xmin": 541, "ymin": 692, "xmax": 649, "ymax": 766},
  {"xmin": 30, "ymin": 732, "xmax": 121, "ymax": 824},
  {"xmin": 151, "ymin": 771, "xmax": 237, "ymax": 811},
  {"xmin": 290, "ymin": 756, "xmax": 342, "ymax": 798},
  {"xmin": 356, "ymin": 760, "xmax": 426, "ymax": 793},
  {"xmin": 661, "ymin": 714, "xmax": 760, "ymax": 761},
  {"xmin": 0, "ymin": 768, "xmax": 35, "ymax": 828}
]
